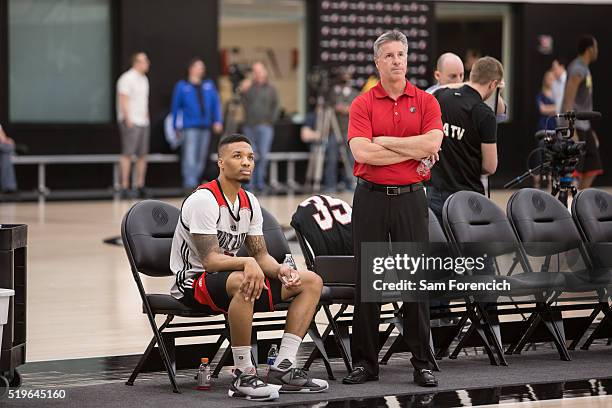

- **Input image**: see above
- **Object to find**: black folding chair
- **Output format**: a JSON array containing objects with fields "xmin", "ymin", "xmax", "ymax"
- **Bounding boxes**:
[
  {"xmin": 121, "ymin": 200, "xmax": 226, "ymax": 393},
  {"xmin": 441, "ymin": 192, "xmax": 519, "ymax": 366},
  {"xmin": 506, "ymin": 188, "xmax": 597, "ymax": 360},
  {"xmin": 294, "ymin": 228, "xmax": 355, "ymax": 376},
  {"xmin": 570, "ymin": 188, "xmax": 612, "ymax": 350}
]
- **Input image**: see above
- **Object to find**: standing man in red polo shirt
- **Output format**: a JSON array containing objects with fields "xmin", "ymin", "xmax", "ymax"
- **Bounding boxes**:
[{"xmin": 342, "ymin": 31, "xmax": 443, "ymax": 387}]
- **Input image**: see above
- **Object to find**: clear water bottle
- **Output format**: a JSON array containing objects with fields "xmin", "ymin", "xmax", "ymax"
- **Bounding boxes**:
[
  {"xmin": 196, "ymin": 357, "xmax": 211, "ymax": 390},
  {"xmin": 283, "ymin": 254, "xmax": 297, "ymax": 270},
  {"xmin": 265, "ymin": 344, "xmax": 278, "ymax": 380},
  {"xmin": 267, "ymin": 344, "xmax": 278, "ymax": 366},
  {"xmin": 416, "ymin": 158, "xmax": 433, "ymax": 177}
]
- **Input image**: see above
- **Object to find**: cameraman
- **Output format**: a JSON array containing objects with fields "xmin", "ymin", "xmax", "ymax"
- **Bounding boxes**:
[
  {"xmin": 240, "ymin": 62, "xmax": 280, "ymax": 193},
  {"xmin": 428, "ymin": 57, "xmax": 504, "ymax": 216},
  {"xmin": 325, "ymin": 68, "xmax": 359, "ymax": 192}
]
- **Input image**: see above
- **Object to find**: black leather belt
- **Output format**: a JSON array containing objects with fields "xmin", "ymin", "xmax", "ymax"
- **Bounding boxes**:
[{"xmin": 357, "ymin": 178, "xmax": 423, "ymax": 195}]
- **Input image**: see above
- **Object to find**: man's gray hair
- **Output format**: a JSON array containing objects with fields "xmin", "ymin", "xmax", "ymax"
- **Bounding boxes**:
[{"xmin": 373, "ymin": 30, "xmax": 408, "ymax": 58}]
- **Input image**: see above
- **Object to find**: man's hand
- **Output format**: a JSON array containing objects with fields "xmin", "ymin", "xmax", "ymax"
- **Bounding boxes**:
[
  {"xmin": 213, "ymin": 122, "xmax": 223, "ymax": 134},
  {"xmin": 278, "ymin": 264, "xmax": 301, "ymax": 288},
  {"xmin": 426, "ymin": 150, "xmax": 440, "ymax": 164},
  {"xmin": 124, "ymin": 118, "xmax": 134, "ymax": 129},
  {"xmin": 240, "ymin": 258, "xmax": 266, "ymax": 302}
]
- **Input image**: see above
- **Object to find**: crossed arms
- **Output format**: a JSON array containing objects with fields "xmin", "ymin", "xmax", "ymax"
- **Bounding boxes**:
[{"xmin": 349, "ymin": 130, "xmax": 443, "ymax": 166}]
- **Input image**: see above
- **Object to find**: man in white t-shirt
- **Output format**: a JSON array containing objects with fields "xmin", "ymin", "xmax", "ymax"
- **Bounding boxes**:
[
  {"xmin": 169, "ymin": 134, "xmax": 328, "ymax": 401},
  {"xmin": 116, "ymin": 52, "xmax": 150, "ymax": 198}
]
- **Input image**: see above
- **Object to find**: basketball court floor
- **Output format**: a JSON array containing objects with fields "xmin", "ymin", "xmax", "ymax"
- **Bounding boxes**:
[{"xmin": 1, "ymin": 188, "xmax": 611, "ymax": 407}]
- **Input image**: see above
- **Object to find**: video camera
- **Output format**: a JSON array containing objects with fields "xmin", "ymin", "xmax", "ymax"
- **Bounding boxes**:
[
  {"xmin": 306, "ymin": 66, "xmax": 333, "ymax": 99},
  {"xmin": 505, "ymin": 111, "xmax": 600, "ymax": 207},
  {"xmin": 534, "ymin": 127, "xmax": 585, "ymax": 167},
  {"xmin": 228, "ymin": 63, "xmax": 251, "ymax": 94}
]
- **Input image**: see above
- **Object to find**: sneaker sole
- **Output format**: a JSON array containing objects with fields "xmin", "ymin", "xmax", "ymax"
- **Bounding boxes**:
[
  {"xmin": 277, "ymin": 383, "xmax": 329, "ymax": 394},
  {"xmin": 228, "ymin": 389, "xmax": 279, "ymax": 401}
]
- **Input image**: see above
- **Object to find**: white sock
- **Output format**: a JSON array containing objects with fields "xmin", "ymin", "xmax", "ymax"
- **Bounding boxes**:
[
  {"xmin": 272, "ymin": 332, "xmax": 302, "ymax": 371},
  {"xmin": 232, "ymin": 346, "xmax": 255, "ymax": 373}
]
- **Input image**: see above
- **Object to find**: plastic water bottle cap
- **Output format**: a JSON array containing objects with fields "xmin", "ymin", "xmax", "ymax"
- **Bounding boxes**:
[{"xmin": 201, "ymin": 357, "xmax": 209, "ymax": 363}]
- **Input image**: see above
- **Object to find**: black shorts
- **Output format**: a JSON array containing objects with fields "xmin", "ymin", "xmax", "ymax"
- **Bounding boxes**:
[
  {"xmin": 181, "ymin": 271, "xmax": 284, "ymax": 313},
  {"xmin": 575, "ymin": 128, "xmax": 603, "ymax": 177}
]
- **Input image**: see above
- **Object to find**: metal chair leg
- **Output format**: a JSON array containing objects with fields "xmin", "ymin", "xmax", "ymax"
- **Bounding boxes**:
[
  {"xmin": 306, "ymin": 320, "xmax": 335, "ymax": 380},
  {"xmin": 507, "ymin": 312, "xmax": 537, "ymax": 354},
  {"xmin": 126, "ymin": 335, "xmax": 157, "ymax": 386},
  {"xmin": 380, "ymin": 333, "xmax": 402, "ymax": 365},
  {"xmin": 513, "ymin": 314, "xmax": 542, "ymax": 354},
  {"xmin": 436, "ymin": 309, "xmax": 470, "ymax": 359},
  {"xmin": 323, "ymin": 304, "xmax": 352, "ymax": 373},
  {"xmin": 127, "ymin": 314, "xmax": 179, "ymax": 392},
  {"xmin": 450, "ymin": 307, "xmax": 498, "ymax": 365},
  {"xmin": 212, "ymin": 345, "xmax": 232, "ymax": 378},
  {"xmin": 582, "ymin": 303, "xmax": 612, "ymax": 350},
  {"xmin": 569, "ymin": 305, "xmax": 600, "ymax": 350},
  {"xmin": 145, "ymin": 313, "xmax": 180, "ymax": 393},
  {"xmin": 303, "ymin": 322, "xmax": 333, "ymax": 370},
  {"xmin": 449, "ymin": 323, "xmax": 475, "ymax": 360},
  {"xmin": 478, "ymin": 304, "xmax": 507, "ymax": 366},
  {"xmin": 540, "ymin": 304, "xmax": 571, "ymax": 361}
]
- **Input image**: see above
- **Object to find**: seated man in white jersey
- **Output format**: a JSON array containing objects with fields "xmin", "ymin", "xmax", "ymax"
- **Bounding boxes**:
[{"xmin": 169, "ymin": 134, "xmax": 328, "ymax": 401}]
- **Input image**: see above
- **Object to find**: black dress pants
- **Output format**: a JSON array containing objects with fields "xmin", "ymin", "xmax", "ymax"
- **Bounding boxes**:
[{"xmin": 351, "ymin": 182, "xmax": 432, "ymax": 375}]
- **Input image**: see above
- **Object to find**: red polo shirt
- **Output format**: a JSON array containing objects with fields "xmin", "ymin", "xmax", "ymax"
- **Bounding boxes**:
[{"xmin": 347, "ymin": 81, "xmax": 443, "ymax": 185}]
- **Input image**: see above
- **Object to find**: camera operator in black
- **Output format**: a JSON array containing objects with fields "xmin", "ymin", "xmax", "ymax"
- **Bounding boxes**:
[{"xmin": 428, "ymin": 57, "xmax": 504, "ymax": 217}]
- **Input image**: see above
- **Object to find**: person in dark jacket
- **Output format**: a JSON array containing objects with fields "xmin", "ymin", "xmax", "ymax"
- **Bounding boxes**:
[{"xmin": 171, "ymin": 58, "xmax": 223, "ymax": 188}]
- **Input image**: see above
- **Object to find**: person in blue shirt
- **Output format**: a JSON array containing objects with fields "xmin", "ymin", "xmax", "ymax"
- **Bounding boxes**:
[
  {"xmin": 533, "ymin": 70, "xmax": 558, "ymax": 189},
  {"xmin": 536, "ymin": 70, "xmax": 558, "ymax": 131},
  {"xmin": 171, "ymin": 58, "xmax": 223, "ymax": 188}
]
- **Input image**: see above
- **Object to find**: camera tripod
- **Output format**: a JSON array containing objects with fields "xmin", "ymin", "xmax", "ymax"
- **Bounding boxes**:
[{"xmin": 304, "ymin": 97, "xmax": 354, "ymax": 192}]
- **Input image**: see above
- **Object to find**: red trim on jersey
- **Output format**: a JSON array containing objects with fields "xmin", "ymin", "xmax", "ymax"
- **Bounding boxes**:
[
  {"xmin": 238, "ymin": 189, "xmax": 250, "ymax": 210},
  {"xmin": 265, "ymin": 277, "xmax": 275, "ymax": 312},
  {"xmin": 196, "ymin": 180, "xmax": 252, "ymax": 211},
  {"xmin": 197, "ymin": 180, "xmax": 226, "ymax": 207},
  {"xmin": 193, "ymin": 275, "xmax": 227, "ymax": 313}
]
